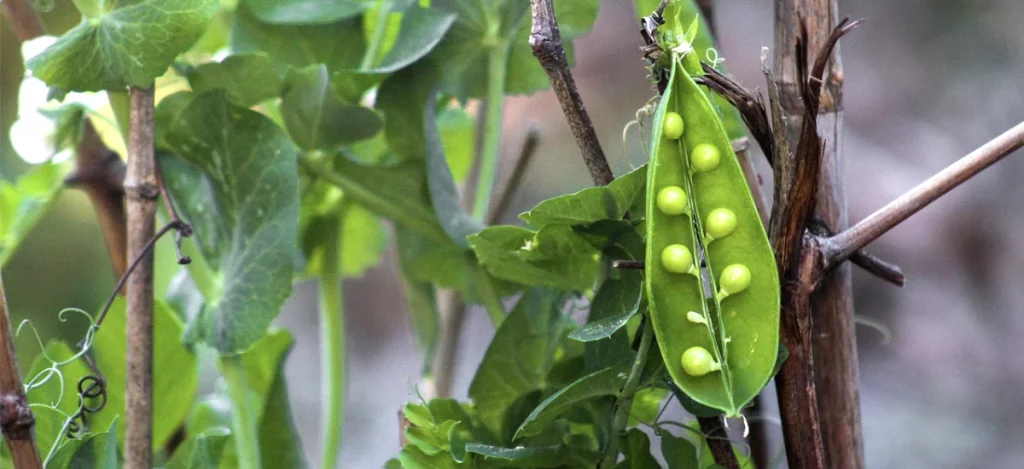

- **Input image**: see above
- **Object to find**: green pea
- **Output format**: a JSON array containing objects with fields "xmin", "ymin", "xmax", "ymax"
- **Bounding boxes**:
[
  {"xmin": 644, "ymin": 44, "xmax": 780, "ymax": 417},
  {"xmin": 681, "ymin": 346, "xmax": 721, "ymax": 377},
  {"xmin": 656, "ymin": 186, "xmax": 688, "ymax": 215},
  {"xmin": 705, "ymin": 208, "xmax": 737, "ymax": 240},
  {"xmin": 660, "ymin": 244, "xmax": 693, "ymax": 274},
  {"xmin": 718, "ymin": 264, "xmax": 751, "ymax": 298},
  {"xmin": 663, "ymin": 111, "xmax": 684, "ymax": 139},
  {"xmin": 689, "ymin": 143, "xmax": 720, "ymax": 173}
]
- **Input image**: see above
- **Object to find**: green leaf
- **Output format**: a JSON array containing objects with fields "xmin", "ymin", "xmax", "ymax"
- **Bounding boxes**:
[
  {"xmin": 245, "ymin": 0, "xmax": 372, "ymax": 24},
  {"xmin": 27, "ymin": 0, "xmax": 218, "ymax": 90},
  {"xmin": 469, "ymin": 225, "xmax": 599, "ymax": 291},
  {"xmin": 24, "ymin": 341, "xmax": 93, "ymax": 416},
  {"xmin": 217, "ymin": 330, "xmax": 309, "ymax": 468},
  {"xmin": 570, "ymin": 276, "xmax": 643, "ymax": 342},
  {"xmin": 429, "ymin": 0, "xmax": 599, "ymax": 98},
  {"xmin": 437, "ymin": 107, "xmax": 475, "ymax": 183},
  {"xmin": 0, "ymin": 162, "xmax": 65, "ymax": 266},
  {"xmin": 49, "ymin": 418, "xmax": 120, "ymax": 469},
  {"xmin": 167, "ymin": 428, "xmax": 231, "ymax": 469},
  {"xmin": 158, "ymin": 90, "xmax": 299, "ymax": 353},
  {"xmin": 469, "ymin": 288, "xmax": 573, "ymax": 441},
  {"xmin": 367, "ymin": 6, "xmax": 457, "ymax": 73},
  {"xmin": 513, "ymin": 364, "xmax": 629, "ymax": 440},
  {"xmin": 376, "ymin": 61, "xmax": 441, "ymax": 161},
  {"xmin": 661, "ymin": 433, "xmax": 699, "ymax": 469},
  {"xmin": 90, "ymin": 298, "xmax": 199, "ymax": 449},
  {"xmin": 396, "ymin": 228, "xmax": 439, "ymax": 370},
  {"xmin": 629, "ymin": 387, "xmax": 668, "ymax": 427},
  {"xmin": 519, "ymin": 164, "xmax": 647, "ymax": 226},
  {"xmin": 187, "ymin": 53, "xmax": 282, "ymax": 107},
  {"xmin": 464, "ymin": 443, "xmax": 567, "ymax": 468},
  {"xmin": 231, "ymin": 3, "xmax": 372, "ymax": 101},
  {"xmin": 616, "ymin": 429, "xmax": 662, "ymax": 469},
  {"xmin": 397, "ymin": 444, "xmax": 463, "ymax": 469},
  {"xmin": 425, "ymin": 91, "xmax": 483, "ymax": 248},
  {"xmin": 281, "ymin": 65, "xmax": 383, "ymax": 150},
  {"xmin": 299, "ymin": 179, "xmax": 387, "ymax": 279}
]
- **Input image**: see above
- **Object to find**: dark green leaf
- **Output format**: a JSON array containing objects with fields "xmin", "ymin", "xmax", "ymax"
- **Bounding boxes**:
[
  {"xmin": 92, "ymin": 298, "xmax": 199, "ymax": 449},
  {"xmin": 218, "ymin": 330, "xmax": 309, "ymax": 468},
  {"xmin": 167, "ymin": 428, "xmax": 231, "ymax": 469},
  {"xmin": 159, "ymin": 90, "xmax": 299, "ymax": 353},
  {"xmin": 281, "ymin": 65, "xmax": 383, "ymax": 150},
  {"xmin": 425, "ymin": 91, "xmax": 483, "ymax": 247},
  {"xmin": 465, "ymin": 443, "xmax": 567, "ymax": 468},
  {"xmin": 616, "ymin": 429, "xmax": 662, "ymax": 469},
  {"xmin": 376, "ymin": 61, "xmax": 441, "ymax": 161},
  {"xmin": 520, "ymin": 164, "xmax": 647, "ymax": 226},
  {"xmin": 469, "ymin": 225, "xmax": 599, "ymax": 291},
  {"xmin": 570, "ymin": 276, "xmax": 643, "ymax": 342},
  {"xmin": 368, "ymin": 6, "xmax": 458, "ymax": 73},
  {"xmin": 661, "ymin": 433, "xmax": 699, "ymax": 469},
  {"xmin": 513, "ymin": 364, "xmax": 629, "ymax": 440},
  {"xmin": 469, "ymin": 288, "xmax": 571, "ymax": 441},
  {"xmin": 245, "ymin": 0, "xmax": 372, "ymax": 24},
  {"xmin": 49, "ymin": 419, "xmax": 120, "ymax": 469},
  {"xmin": 0, "ymin": 162, "xmax": 65, "ymax": 266},
  {"xmin": 396, "ymin": 229, "xmax": 439, "ymax": 369},
  {"xmin": 232, "ymin": 4, "xmax": 372, "ymax": 102},
  {"xmin": 187, "ymin": 53, "xmax": 281, "ymax": 107},
  {"xmin": 27, "ymin": 0, "xmax": 218, "ymax": 90}
]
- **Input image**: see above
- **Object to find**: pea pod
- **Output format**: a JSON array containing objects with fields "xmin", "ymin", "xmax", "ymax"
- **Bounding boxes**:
[{"xmin": 644, "ymin": 50, "xmax": 779, "ymax": 416}]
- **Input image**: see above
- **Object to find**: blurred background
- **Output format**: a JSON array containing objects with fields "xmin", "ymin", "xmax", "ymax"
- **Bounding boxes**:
[{"xmin": 3, "ymin": 0, "xmax": 1024, "ymax": 467}]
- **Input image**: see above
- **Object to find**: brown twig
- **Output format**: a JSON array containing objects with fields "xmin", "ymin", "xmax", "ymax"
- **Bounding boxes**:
[
  {"xmin": 824, "ymin": 121, "xmax": 1024, "ymax": 268},
  {"xmin": 1, "ymin": 273, "xmax": 42, "ymax": 469},
  {"xmin": 697, "ymin": 416, "xmax": 740, "ymax": 469},
  {"xmin": 1, "ymin": 0, "xmax": 43, "ymax": 41},
  {"xmin": 124, "ymin": 86, "xmax": 158, "ymax": 469},
  {"xmin": 487, "ymin": 127, "xmax": 540, "ymax": 225},
  {"xmin": 529, "ymin": 0, "xmax": 613, "ymax": 186},
  {"xmin": 65, "ymin": 120, "xmax": 129, "ymax": 279}
]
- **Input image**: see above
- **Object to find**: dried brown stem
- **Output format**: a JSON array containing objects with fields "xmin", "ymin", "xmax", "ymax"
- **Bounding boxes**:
[
  {"xmin": 487, "ymin": 127, "xmax": 540, "ymax": 225},
  {"xmin": 66, "ymin": 120, "xmax": 129, "ymax": 279},
  {"xmin": 1, "ymin": 273, "xmax": 42, "ymax": 469},
  {"xmin": 1, "ymin": 0, "xmax": 43, "ymax": 41},
  {"xmin": 824, "ymin": 121, "xmax": 1024, "ymax": 268},
  {"xmin": 529, "ymin": 0, "xmax": 613, "ymax": 186},
  {"xmin": 124, "ymin": 86, "xmax": 157, "ymax": 469},
  {"xmin": 697, "ymin": 416, "xmax": 740, "ymax": 469},
  {"xmin": 429, "ymin": 292, "xmax": 465, "ymax": 398}
]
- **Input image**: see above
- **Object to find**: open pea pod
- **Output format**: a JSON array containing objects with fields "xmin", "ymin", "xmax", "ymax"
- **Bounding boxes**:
[{"xmin": 645, "ymin": 53, "xmax": 780, "ymax": 417}]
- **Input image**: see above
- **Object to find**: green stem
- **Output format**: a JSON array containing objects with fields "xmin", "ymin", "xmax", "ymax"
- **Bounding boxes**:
[
  {"xmin": 471, "ymin": 42, "xmax": 509, "ymax": 220},
  {"xmin": 600, "ymin": 320, "xmax": 654, "ymax": 468},
  {"xmin": 298, "ymin": 155, "xmax": 450, "ymax": 245},
  {"xmin": 181, "ymin": 236, "xmax": 221, "ymax": 303},
  {"xmin": 360, "ymin": 0, "xmax": 392, "ymax": 70},
  {"xmin": 220, "ymin": 358, "xmax": 262, "ymax": 469},
  {"xmin": 319, "ymin": 203, "xmax": 347, "ymax": 469},
  {"xmin": 468, "ymin": 259, "xmax": 505, "ymax": 326}
]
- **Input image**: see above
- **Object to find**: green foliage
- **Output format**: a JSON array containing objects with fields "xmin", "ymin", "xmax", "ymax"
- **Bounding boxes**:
[
  {"xmin": 280, "ymin": 65, "xmax": 383, "ymax": 150},
  {"xmin": 186, "ymin": 53, "xmax": 282, "ymax": 107},
  {"xmin": 0, "ymin": 162, "xmax": 65, "ymax": 266},
  {"xmin": 158, "ymin": 90, "xmax": 300, "ymax": 353},
  {"xmin": 28, "ymin": 0, "xmax": 218, "ymax": 90}
]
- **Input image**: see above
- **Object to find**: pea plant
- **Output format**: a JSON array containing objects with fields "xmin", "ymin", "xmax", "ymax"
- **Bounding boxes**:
[{"xmin": 2, "ymin": 0, "xmax": 1023, "ymax": 468}]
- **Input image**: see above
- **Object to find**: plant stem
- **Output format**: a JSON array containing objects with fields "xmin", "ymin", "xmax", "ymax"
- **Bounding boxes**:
[
  {"xmin": 600, "ymin": 320, "xmax": 654, "ymax": 468},
  {"xmin": 220, "ymin": 358, "xmax": 262, "ymax": 469},
  {"xmin": 298, "ymin": 155, "xmax": 449, "ymax": 245},
  {"xmin": 319, "ymin": 203, "xmax": 347, "ymax": 469},
  {"xmin": 124, "ymin": 85, "xmax": 157, "ymax": 469},
  {"xmin": 471, "ymin": 42, "xmax": 509, "ymax": 220},
  {"xmin": 471, "ymin": 261, "xmax": 506, "ymax": 326},
  {"xmin": 1, "ymin": 272, "xmax": 43, "ymax": 469},
  {"xmin": 360, "ymin": 0, "xmax": 392, "ymax": 70}
]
